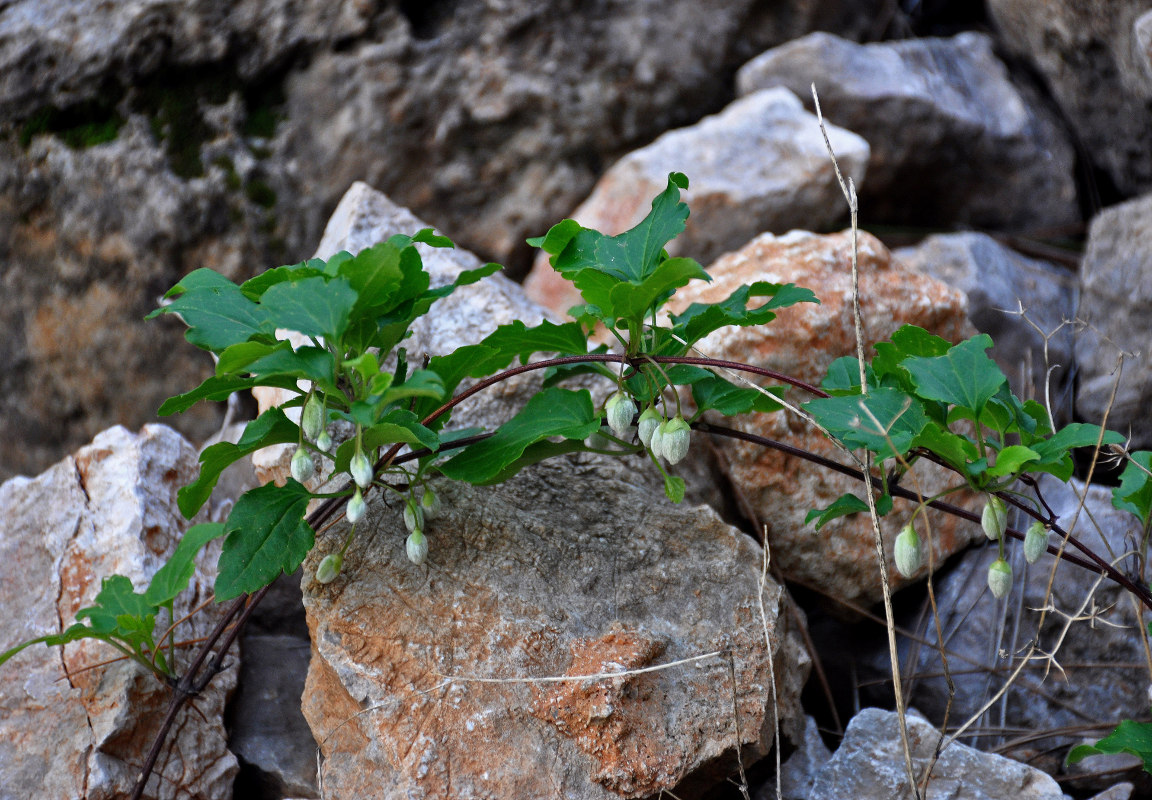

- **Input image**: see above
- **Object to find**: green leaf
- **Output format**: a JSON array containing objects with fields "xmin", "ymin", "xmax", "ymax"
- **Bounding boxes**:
[
  {"xmin": 542, "ymin": 344, "xmax": 616, "ymax": 388},
  {"xmin": 664, "ymin": 474, "xmax": 686, "ymax": 504},
  {"xmin": 158, "ymin": 373, "xmax": 278, "ymax": 416},
  {"xmin": 461, "ymin": 438, "xmax": 590, "ymax": 486},
  {"xmin": 691, "ymin": 372, "xmax": 783, "ymax": 416},
  {"xmin": 244, "ymin": 346, "xmax": 339, "ymax": 393},
  {"xmin": 145, "ymin": 523, "xmax": 227, "ymax": 606},
  {"xmin": 336, "ymin": 241, "xmax": 404, "ymax": 315},
  {"xmin": 671, "ymin": 282, "xmax": 819, "ymax": 348},
  {"xmin": 913, "ymin": 423, "xmax": 978, "ymax": 472},
  {"xmin": 1114, "ymin": 451, "xmax": 1152, "ymax": 526},
  {"xmin": 377, "ymin": 368, "xmax": 445, "ymax": 406},
  {"xmin": 805, "ymin": 387, "xmax": 928, "ymax": 461},
  {"xmin": 178, "ymin": 408, "xmax": 301, "ymax": 518},
  {"xmin": 333, "ymin": 410, "xmax": 440, "ymax": 473},
  {"xmin": 806, "ymin": 493, "xmax": 870, "ymax": 530},
  {"xmin": 821, "ymin": 356, "xmax": 870, "ymax": 396},
  {"xmin": 607, "ymin": 256, "xmax": 710, "ymax": 320},
  {"xmin": 215, "ymin": 481, "xmax": 316, "ymax": 602},
  {"xmin": 985, "ymin": 445, "xmax": 1040, "ymax": 478},
  {"xmin": 148, "ymin": 271, "xmax": 274, "ymax": 352},
  {"xmin": 904, "ymin": 335, "xmax": 1007, "ymax": 414},
  {"xmin": 478, "ymin": 320, "xmax": 591, "ymax": 363},
  {"xmin": 259, "ymin": 275, "xmax": 358, "ymax": 341},
  {"xmin": 1067, "ymin": 719, "xmax": 1152, "ymax": 773},
  {"xmin": 238, "ymin": 261, "xmax": 328, "ymax": 300},
  {"xmin": 75, "ymin": 575, "xmax": 155, "ymax": 636},
  {"xmin": 438, "ymin": 387, "xmax": 601, "ymax": 483},
  {"xmin": 0, "ymin": 624, "xmax": 95, "ymax": 668}
]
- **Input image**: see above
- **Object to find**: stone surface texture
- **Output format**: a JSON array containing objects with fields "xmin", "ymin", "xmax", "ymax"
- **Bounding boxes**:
[
  {"xmin": 301, "ymin": 456, "xmax": 809, "ymax": 800},
  {"xmin": 808, "ymin": 708, "xmax": 1066, "ymax": 799},
  {"xmin": 736, "ymin": 32, "xmax": 1078, "ymax": 232},
  {"xmin": 895, "ymin": 233, "xmax": 1078, "ymax": 424},
  {"xmin": 987, "ymin": 0, "xmax": 1152, "ymax": 197},
  {"xmin": 890, "ymin": 474, "xmax": 1152, "ymax": 780},
  {"xmin": 667, "ymin": 229, "xmax": 982, "ymax": 606},
  {"xmin": 1074, "ymin": 192, "xmax": 1152, "ymax": 450},
  {"xmin": 0, "ymin": 424, "xmax": 237, "ymax": 800},
  {"xmin": 523, "ymin": 87, "xmax": 870, "ymax": 317}
]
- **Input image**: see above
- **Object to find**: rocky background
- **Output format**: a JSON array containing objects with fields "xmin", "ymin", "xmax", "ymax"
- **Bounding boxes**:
[{"xmin": 2, "ymin": 0, "xmax": 1152, "ymax": 799}]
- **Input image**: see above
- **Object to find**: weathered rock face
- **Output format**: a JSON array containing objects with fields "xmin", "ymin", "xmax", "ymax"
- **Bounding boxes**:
[
  {"xmin": 808, "ymin": 708, "xmax": 1067, "ymax": 800},
  {"xmin": 895, "ymin": 232, "xmax": 1078, "ymax": 424},
  {"xmin": 301, "ymin": 455, "xmax": 809, "ymax": 799},
  {"xmin": 736, "ymin": 32, "xmax": 1079, "ymax": 233},
  {"xmin": 987, "ymin": 0, "xmax": 1152, "ymax": 197},
  {"xmin": 523, "ymin": 87, "xmax": 870, "ymax": 316},
  {"xmin": 1074, "ymin": 192, "xmax": 1152, "ymax": 450},
  {"xmin": 668, "ymin": 230, "xmax": 982, "ymax": 606},
  {"xmin": 891, "ymin": 474, "xmax": 1152, "ymax": 781},
  {"xmin": 0, "ymin": 0, "xmax": 886, "ymax": 483},
  {"xmin": 0, "ymin": 424, "xmax": 237, "ymax": 800}
]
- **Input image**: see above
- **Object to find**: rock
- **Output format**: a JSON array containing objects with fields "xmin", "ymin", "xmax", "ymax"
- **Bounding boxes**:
[
  {"xmin": 756, "ymin": 715, "xmax": 833, "ymax": 800},
  {"xmin": 667, "ymin": 229, "xmax": 982, "ymax": 606},
  {"xmin": 889, "ymin": 474, "xmax": 1151, "ymax": 781},
  {"xmin": 300, "ymin": 454, "xmax": 809, "ymax": 799},
  {"xmin": 1074, "ymin": 192, "xmax": 1152, "ymax": 450},
  {"xmin": 808, "ymin": 708, "xmax": 1066, "ymax": 799},
  {"xmin": 895, "ymin": 233, "xmax": 1078, "ymax": 424},
  {"xmin": 523, "ymin": 88, "xmax": 870, "ymax": 318},
  {"xmin": 0, "ymin": 424, "xmax": 237, "ymax": 799},
  {"xmin": 987, "ymin": 0, "xmax": 1152, "ymax": 197},
  {"xmin": 736, "ymin": 32, "xmax": 1079, "ymax": 233},
  {"xmin": 1086, "ymin": 782, "xmax": 1135, "ymax": 800}
]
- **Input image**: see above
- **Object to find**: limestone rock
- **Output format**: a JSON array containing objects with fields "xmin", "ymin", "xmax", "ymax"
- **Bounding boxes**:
[
  {"xmin": 667, "ymin": 230, "xmax": 982, "ymax": 606},
  {"xmin": 523, "ymin": 88, "xmax": 870, "ymax": 318},
  {"xmin": 809, "ymin": 708, "xmax": 1066, "ymax": 799},
  {"xmin": 0, "ymin": 424, "xmax": 237, "ymax": 800},
  {"xmin": 895, "ymin": 233, "xmax": 1078, "ymax": 424},
  {"xmin": 987, "ymin": 0, "xmax": 1152, "ymax": 197},
  {"xmin": 737, "ymin": 32, "xmax": 1079, "ymax": 232},
  {"xmin": 300, "ymin": 455, "xmax": 809, "ymax": 799},
  {"xmin": 1074, "ymin": 192, "xmax": 1152, "ymax": 450}
]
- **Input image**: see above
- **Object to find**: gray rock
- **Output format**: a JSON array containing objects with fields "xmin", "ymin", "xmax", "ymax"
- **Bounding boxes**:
[
  {"xmin": 987, "ymin": 0, "xmax": 1152, "ymax": 197},
  {"xmin": 0, "ymin": 424, "xmax": 237, "ymax": 799},
  {"xmin": 736, "ymin": 32, "xmax": 1079, "ymax": 232},
  {"xmin": 755, "ymin": 715, "xmax": 833, "ymax": 800},
  {"xmin": 889, "ymin": 474, "xmax": 1150, "ymax": 780},
  {"xmin": 523, "ymin": 88, "xmax": 870, "ymax": 318},
  {"xmin": 1074, "ymin": 192, "xmax": 1152, "ymax": 450},
  {"xmin": 895, "ymin": 233, "xmax": 1078, "ymax": 424},
  {"xmin": 809, "ymin": 708, "xmax": 1066, "ymax": 799}
]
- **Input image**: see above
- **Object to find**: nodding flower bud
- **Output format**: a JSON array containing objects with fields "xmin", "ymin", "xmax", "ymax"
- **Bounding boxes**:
[
  {"xmin": 987, "ymin": 558, "xmax": 1013, "ymax": 599},
  {"xmin": 315, "ymin": 553, "xmax": 343, "ymax": 584},
  {"xmin": 350, "ymin": 451, "xmax": 373, "ymax": 489},
  {"xmin": 420, "ymin": 487, "xmax": 441, "ymax": 520},
  {"xmin": 346, "ymin": 488, "xmax": 367, "ymax": 524},
  {"xmin": 894, "ymin": 524, "xmax": 922, "ymax": 578},
  {"xmin": 315, "ymin": 430, "xmax": 333, "ymax": 452},
  {"xmin": 653, "ymin": 416, "xmax": 691, "ymax": 465},
  {"xmin": 981, "ymin": 496, "xmax": 1007, "ymax": 541},
  {"xmin": 1023, "ymin": 521, "xmax": 1049, "ymax": 564},
  {"xmin": 638, "ymin": 408, "xmax": 663, "ymax": 449},
  {"xmin": 302, "ymin": 394, "xmax": 324, "ymax": 441},
  {"xmin": 403, "ymin": 497, "xmax": 423, "ymax": 533},
  {"xmin": 406, "ymin": 528, "xmax": 429, "ymax": 566},
  {"xmin": 605, "ymin": 392, "xmax": 637, "ymax": 438},
  {"xmin": 291, "ymin": 446, "xmax": 315, "ymax": 484}
]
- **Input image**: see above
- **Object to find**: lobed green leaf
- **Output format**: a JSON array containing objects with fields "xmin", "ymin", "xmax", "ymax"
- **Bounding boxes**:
[{"xmin": 215, "ymin": 481, "xmax": 316, "ymax": 602}]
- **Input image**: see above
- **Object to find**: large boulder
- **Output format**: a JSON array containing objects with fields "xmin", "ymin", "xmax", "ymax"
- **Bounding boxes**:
[
  {"xmin": 736, "ymin": 32, "xmax": 1079, "ymax": 233},
  {"xmin": 0, "ymin": 424, "xmax": 237, "ymax": 799},
  {"xmin": 523, "ymin": 88, "xmax": 869, "ymax": 317},
  {"xmin": 667, "ymin": 229, "xmax": 983, "ymax": 606}
]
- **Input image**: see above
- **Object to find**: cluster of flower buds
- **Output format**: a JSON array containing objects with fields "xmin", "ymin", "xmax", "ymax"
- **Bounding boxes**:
[{"xmin": 403, "ymin": 491, "xmax": 436, "ymax": 566}]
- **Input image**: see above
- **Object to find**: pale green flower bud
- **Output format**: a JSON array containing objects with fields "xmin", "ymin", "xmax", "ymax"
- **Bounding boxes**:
[
  {"xmin": 315, "ymin": 553, "xmax": 343, "ymax": 584},
  {"xmin": 403, "ymin": 497, "xmax": 424, "ymax": 533},
  {"xmin": 315, "ymin": 430, "xmax": 333, "ymax": 452},
  {"xmin": 406, "ymin": 528, "xmax": 428, "ymax": 565},
  {"xmin": 981, "ymin": 496, "xmax": 1007, "ymax": 541},
  {"xmin": 605, "ymin": 392, "xmax": 637, "ymax": 437},
  {"xmin": 290, "ymin": 446, "xmax": 315, "ymax": 484},
  {"xmin": 894, "ymin": 524, "xmax": 922, "ymax": 578},
  {"xmin": 350, "ymin": 450, "xmax": 373, "ymax": 489},
  {"xmin": 987, "ymin": 558, "xmax": 1013, "ymax": 599},
  {"xmin": 347, "ymin": 488, "xmax": 367, "ymax": 524},
  {"xmin": 1023, "ymin": 521, "xmax": 1049, "ymax": 564},
  {"xmin": 638, "ymin": 408, "xmax": 662, "ymax": 449},
  {"xmin": 654, "ymin": 416, "xmax": 691, "ymax": 465},
  {"xmin": 420, "ymin": 487, "xmax": 441, "ymax": 520},
  {"xmin": 302, "ymin": 393, "xmax": 324, "ymax": 441}
]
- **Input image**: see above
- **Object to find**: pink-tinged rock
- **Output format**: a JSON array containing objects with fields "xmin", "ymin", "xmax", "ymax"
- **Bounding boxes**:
[
  {"xmin": 668, "ymin": 230, "xmax": 983, "ymax": 605},
  {"xmin": 0, "ymin": 424, "xmax": 237, "ymax": 800},
  {"xmin": 300, "ymin": 455, "xmax": 809, "ymax": 799},
  {"xmin": 524, "ymin": 88, "xmax": 869, "ymax": 319}
]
